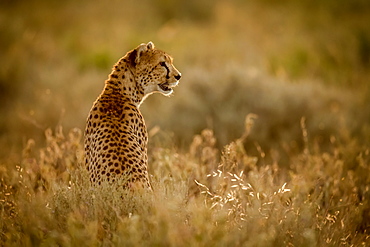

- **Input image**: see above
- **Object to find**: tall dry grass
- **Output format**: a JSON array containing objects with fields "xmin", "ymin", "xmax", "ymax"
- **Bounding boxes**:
[{"xmin": 1, "ymin": 116, "xmax": 369, "ymax": 246}]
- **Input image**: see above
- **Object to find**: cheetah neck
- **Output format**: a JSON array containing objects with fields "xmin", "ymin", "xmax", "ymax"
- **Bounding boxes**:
[{"xmin": 103, "ymin": 60, "xmax": 144, "ymax": 107}]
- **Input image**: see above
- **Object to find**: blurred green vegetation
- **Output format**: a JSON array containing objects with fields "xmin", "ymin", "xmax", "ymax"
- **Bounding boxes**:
[{"xmin": 0, "ymin": 0, "xmax": 370, "ymax": 245}]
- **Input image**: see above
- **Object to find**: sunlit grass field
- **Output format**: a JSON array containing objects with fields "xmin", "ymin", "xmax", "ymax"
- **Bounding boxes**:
[{"xmin": 1, "ymin": 0, "xmax": 369, "ymax": 246}]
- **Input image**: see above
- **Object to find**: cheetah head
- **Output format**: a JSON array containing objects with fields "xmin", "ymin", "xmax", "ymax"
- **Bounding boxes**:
[{"xmin": 129, "ymin": 42, "xmax": 181, "ymax": 97}]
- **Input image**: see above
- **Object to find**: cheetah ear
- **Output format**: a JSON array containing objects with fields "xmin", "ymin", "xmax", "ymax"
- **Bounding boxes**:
[
  {"xmin": 135, "ymin": 43, "xmax": 151, "ymax": 64},
  {"xmin": 129, "ymin": 42, "xmax": 155, "ymax": 66},
  {"xmin": 147, "ymin": 41, "xmax": 155, "ymax": 50}
]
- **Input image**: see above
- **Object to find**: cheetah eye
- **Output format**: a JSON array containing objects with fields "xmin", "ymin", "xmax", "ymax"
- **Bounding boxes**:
[{"xmin": 159, "ymin": 61, "xmax": 166, "ymax": 67}]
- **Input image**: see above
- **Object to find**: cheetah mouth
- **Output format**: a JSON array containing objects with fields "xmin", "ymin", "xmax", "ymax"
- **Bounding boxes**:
[
  {"xmin": 159, "ymin": 83, "xmax": 171, "ymax": 92},
  {"xmin": 158, "ymin": 81, "xmax": 179, "ymax": 94}
]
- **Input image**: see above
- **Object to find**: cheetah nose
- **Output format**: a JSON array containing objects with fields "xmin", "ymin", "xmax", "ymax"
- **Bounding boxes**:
[{"xmin": 174, "ymin": 74, "xmax": 181, "ymax": 80}]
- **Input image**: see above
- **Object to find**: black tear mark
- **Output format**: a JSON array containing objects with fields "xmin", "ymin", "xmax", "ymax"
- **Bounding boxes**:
[{"xmin": 160, "ymin": 62, "xmax": 170, "ymax": 79}]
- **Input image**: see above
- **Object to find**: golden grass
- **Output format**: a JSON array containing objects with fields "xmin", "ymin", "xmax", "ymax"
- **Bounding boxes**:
[{"xmin": 1, "ymin": 116, "xmax": 369, "ymax": 246}]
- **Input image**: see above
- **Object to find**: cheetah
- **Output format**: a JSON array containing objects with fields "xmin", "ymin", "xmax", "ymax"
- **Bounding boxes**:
[{"xmin": 84, "ymin": 41, "xmax": 181, "ymax": 190}]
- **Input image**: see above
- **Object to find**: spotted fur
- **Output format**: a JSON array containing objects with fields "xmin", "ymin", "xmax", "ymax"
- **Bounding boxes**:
[{"xmin": 84, "ymin": 42, "xmax": 181, "ymax": 189}]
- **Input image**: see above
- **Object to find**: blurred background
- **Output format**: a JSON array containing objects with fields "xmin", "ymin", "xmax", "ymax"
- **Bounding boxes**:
[{"xmin": 1, "ymin": 0, "xmax": 369, "ymax": 165}]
